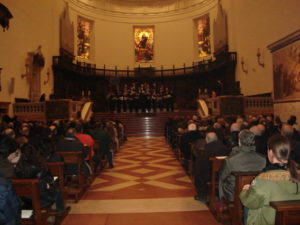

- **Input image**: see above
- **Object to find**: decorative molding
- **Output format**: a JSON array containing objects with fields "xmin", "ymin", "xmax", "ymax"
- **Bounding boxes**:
[
  {"xmin": 267, "ymin": 29, "xmax": 300, "ymax": 53},
  {"xmin": 68, "ymin": 0, "xmax": 217, "ymax": 19}
]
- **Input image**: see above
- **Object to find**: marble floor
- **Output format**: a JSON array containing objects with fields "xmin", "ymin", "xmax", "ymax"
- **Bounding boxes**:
[{"xmin": 62, "ymin": 137, "xmax": 220, "ymax": 225}]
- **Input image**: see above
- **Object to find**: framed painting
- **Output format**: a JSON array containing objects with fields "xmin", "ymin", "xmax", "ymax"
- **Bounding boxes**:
[
  {"xmin": 134, "ymin": 26, "xmax": 154, "ymax": 63},
  {"xmin": 268, "ymin": 30, "xmax": 300, "ymax": 102},
  {"xmin": 195, "ymin": 14, "xmax": 211, "ymax": 58}
]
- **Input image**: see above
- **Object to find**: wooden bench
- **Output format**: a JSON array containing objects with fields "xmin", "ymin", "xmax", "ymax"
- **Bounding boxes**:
[
  {"xmin": 271, "ymin": 200, "xmax": 300, "ymax": 225},
  {"xmin": 208, "ymin": 156, "xmax": 227, "ymax": 221},
  {"xmin": 56, "ymin": 151, "xmax": 88, "ymax": 203},
  {"xmin": 11, "ymin": 179, "xmax": 45, "ymax": 225},
  {"xmin": 46, "ymin": 162, "xmax": 71, "ymax": 224},
  {"xmin": 230, "ymin": 171, "xmax": 260, "ymax": 225}
]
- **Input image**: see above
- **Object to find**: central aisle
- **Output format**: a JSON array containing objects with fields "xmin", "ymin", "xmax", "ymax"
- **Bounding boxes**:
[{"xmin": 62, "ymin": 137, "xmax": 220, "ymax": 225}]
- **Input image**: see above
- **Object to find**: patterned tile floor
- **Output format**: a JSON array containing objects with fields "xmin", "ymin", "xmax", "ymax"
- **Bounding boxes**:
[{"xmin": 62, "ymin": 137, "xmax": 220, "ymax": 225}]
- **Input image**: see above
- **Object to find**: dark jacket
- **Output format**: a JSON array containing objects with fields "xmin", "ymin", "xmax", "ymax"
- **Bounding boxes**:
[
  {"xmin": 195, "ymin": 140, "xmax": 229, "ymax": 181},
  {"xmin": 0, "ymin": 156, "xmax": 15, "ymax": 178},
  {"xmin": 56, "ymin": 137, "xmax": 88, "ymax": 175},
  {"xmin": 219, "ymin": 145, "xmax": 266, "ymax": 201}
]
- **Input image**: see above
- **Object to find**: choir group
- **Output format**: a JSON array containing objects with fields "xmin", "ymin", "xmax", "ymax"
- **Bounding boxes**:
[{"xmin": 106, "ymin": 82, "xmax": 174, "ymax": 113}]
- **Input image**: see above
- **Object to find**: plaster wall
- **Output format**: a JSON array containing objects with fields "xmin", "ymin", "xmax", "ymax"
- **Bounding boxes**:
[
  {"xmin": 0, "ymin": 0, "xmax": 65, "ymax": 115},
  {"xmin": 222, "ymin": 0, "xmax": 300, "ymax": 96}
]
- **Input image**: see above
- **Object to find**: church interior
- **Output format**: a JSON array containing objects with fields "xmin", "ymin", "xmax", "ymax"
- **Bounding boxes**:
[{"xmin": 0, "ymin": 0, "xmax": 300, "ymax": 225}]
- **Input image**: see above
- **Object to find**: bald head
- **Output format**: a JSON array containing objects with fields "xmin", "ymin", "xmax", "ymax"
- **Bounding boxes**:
[
  {"xmin": 250, "ymin": 125, "xmax": 261, "ymax": 136},
  {"xmin": 281, "ymin": 124, "xmax": 294, "ymax": 137},
  {"xmin": 206, "ymin": 132, "xmax": 218, "ymax": 143},
  {"xmin": 257, "ymin": 124, "xmax": 265, "ymax": 134},
  {"xmin": 230, "ymin": 123, "xmax": 241, "ymax": 132}
]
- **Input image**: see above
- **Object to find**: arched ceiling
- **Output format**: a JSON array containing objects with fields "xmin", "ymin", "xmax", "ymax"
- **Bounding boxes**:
[{"xmin": 74, "ymin": 0, "xmax": 214, "ymax": 15}]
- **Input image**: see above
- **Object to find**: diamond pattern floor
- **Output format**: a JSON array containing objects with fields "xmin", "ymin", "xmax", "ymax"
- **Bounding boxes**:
[{"xmin": 62, "ymin": 137, "xmax": 220, "ymax": 225}]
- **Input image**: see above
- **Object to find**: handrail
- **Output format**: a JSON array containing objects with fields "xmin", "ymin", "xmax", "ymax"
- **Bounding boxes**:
[{"xmin": 52, "ymin": 52, "xmax": 237, "ymax": 77}]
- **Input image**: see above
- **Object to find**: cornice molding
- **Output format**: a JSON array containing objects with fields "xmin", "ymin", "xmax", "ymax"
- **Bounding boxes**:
[
  {"xmin": 267, "ymin": 29, "xmax": 300, "ymax": 53},
  {"xmin": 68, "ymin": 0, "xmax": 217, "ymax": 19}
]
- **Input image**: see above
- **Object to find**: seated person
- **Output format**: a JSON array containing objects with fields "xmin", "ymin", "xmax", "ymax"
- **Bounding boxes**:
[
  {"xmin": 15, "ymin": 143, "xmax": 65, "ymax": 212},
  {"xmin": 75, "ymin": 126, "xmax": 95, "ymax": 161},
  {"xmin": 0, "ymin": 173, "xmax": 21, "ymax": 225},
  {"xmin": 89, "ymin": 122, "xmax": 114, "ymax": 169},
  {"xmin": 56, "ymin": 127, "xmax": 90, "ymax": 175},
  {"xmin": 0, "ymin": 137, "xmax": 20, "ymax": 178},
  {"xmin": 179, "ymin": 122, "xmax": 203, "ymax": 170},
  {"xmin": 223, "ymin": 123, "xmax": 240, "ymax": 148},
  {"xmin": 240, "ymin": 135, "xmax": 300, "ymax": 225},
  {"xmin": 194, "ymin": 132, "xmax": 229, "ymax": 202},
  {"xmin": 219, "ymin": 129, "xmax": 266, "ymax": 201}
]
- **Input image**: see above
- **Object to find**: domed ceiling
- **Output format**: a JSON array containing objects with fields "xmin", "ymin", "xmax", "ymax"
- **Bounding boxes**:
[{"xmin": 74, "ymin": 0, "xmax": 213, "ymax": 15}]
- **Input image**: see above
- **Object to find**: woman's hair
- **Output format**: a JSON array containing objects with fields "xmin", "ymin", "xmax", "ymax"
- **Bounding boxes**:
[
  {"xmin": 267, "ymin": 135, "xmax": 291, "ymax": 164},
  {"xmin": 268, "ymin": 134, "xmax": 300, "ymax": 182}
]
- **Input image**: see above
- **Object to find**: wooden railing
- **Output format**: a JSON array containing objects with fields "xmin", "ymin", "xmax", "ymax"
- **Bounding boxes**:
[
  {"xmin": 244, "ymin": 97, "xmax": 273, "ymax": 115},
  {"xmin": 13, "ymin": 102, "xmax": 46, "ymax": 121},
  {"xmin": 13, "ymin": 100, "xmax": 84, "ymax": 122},
  {"xmin": 52, "ymin": 52, "xmax": 237, "ymax": 77},
  {"xmin": 206, "ymin": 96, "xmax": 273, "ymax": 116}
]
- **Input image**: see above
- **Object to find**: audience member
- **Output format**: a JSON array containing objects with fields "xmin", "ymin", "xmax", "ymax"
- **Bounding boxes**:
[
  {"xmin": 219, "ymin": 129, "xmax": 266, "ymax": 201},
  {"xmin": 250, "ymin": 125, "xmax": 268, "ymax": 155},
  {"xmin": 0, "ymin": 137, "xmax": 19, "ymax": 178},
  {"xmin": 194, "ymin": 132, "xmax": 229, "ymax": 202},
  {"xmin": 223, "ymin": 122, "xmax": 240, "ymax": 148},
  {"xmin": 281, "ymin": 124, "xmax": 300, "ymax": 164},
  {"xmin": 56, "ymin": 127, "xmax": 90, "ymax": 176},
  {"xmin": 240, "ymin": 135, "xmax": 300, "ymax": 225}
]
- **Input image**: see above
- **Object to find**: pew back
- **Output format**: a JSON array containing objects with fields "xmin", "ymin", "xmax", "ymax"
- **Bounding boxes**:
[
  {"xmin": 271, "ymin": 200, "xmax": 300, "ymax": 225},
  {"xmin": 11, "ymin": 179, "xmax": 44, "ymax": 225},
  {"xmin": 231, "ymin": 171, "xmax": 260, "ymax": 225}
]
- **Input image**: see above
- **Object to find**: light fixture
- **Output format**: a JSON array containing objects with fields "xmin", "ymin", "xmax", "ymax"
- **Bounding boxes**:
[
  {"xmin": 241, "ymin": 57, "xmax": 248, "ymax": 73},
  {"xmin": 257, "ymin": 48, "xmax": 265, "ymax": 67},
  {"xmin": 44, "ymin": 67, "xmax": 50, "ymax": 84}
]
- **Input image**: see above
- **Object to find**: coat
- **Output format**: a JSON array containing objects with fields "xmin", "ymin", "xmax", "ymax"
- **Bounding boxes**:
[
  {"xmin": 219, "ymin": 145, "xmax": 266, "ymax": 201},
  {"xmin": 240, "ymin": 169, "xmax": 300, "ymax": 225}
]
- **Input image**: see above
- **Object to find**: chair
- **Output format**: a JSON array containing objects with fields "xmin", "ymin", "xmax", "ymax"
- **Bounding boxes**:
[
  {"xmin": 56, "ymin": 151, "xmax": 87, "ymax": 203},
  {"xmin": 270, "ymin": 200, "xmax": 300, "ymax": 225}
]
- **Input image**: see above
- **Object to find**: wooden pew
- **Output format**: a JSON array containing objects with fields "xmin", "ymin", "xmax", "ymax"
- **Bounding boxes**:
[
  {"xmin": 46, "ymin": 162, "xmax": 65, "ymax": 193},
  {"xmin": 56, "ymin": 151, "xmax": 87, "ymax": 203},
  {"xmin": 270, "ymin": 200, "xmax": 300, "ymax": 225},
  {"xmin": 11, "ymin": 179, "xmax": 45, "ymax": 225},
  {"xmin": 46, "ymin": 162, "xmax": 71, "ymax": 224},
  {"xmin": 208, "ymin": 156, "xmax": 227, "ymax": 221},
  {"xmin": 230, "ymin": 171, "xmax": 260, "ymax": 225}
]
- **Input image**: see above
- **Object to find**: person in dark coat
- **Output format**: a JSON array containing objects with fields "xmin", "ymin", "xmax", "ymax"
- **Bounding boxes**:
[
  {"xmin": 250, "ymin": 125, "xmax": 268, "ymax": 156},
  {"xmin": 223, "ymin": 122, "xmax": 240, "ymax": 148},
  {"xmin": 56, "ymin": 127, "xmax": 90, "ymax": 175},
  {"xmin": 281, "ymin": 123, "xmax": 300, "ymax": 164},
  {"xmin": 194, "ymin": 132, "xmax": 229, "ymax": 202}
]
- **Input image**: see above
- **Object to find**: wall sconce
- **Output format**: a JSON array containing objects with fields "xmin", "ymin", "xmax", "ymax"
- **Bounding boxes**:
[
  {"xmin": 241, "ymin": 57, "xmax": 248, "ymax": 73},
  {"xmin": 0, "ymin": 68, "xmax": 2, "ymax": 91},
  {"xmin": 44, "ymin": 67, "xmax": 50, "ymax": 84},
  {"xmin": 257, "ymin": 48, "xmax": 265, "ymax": 67}
]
